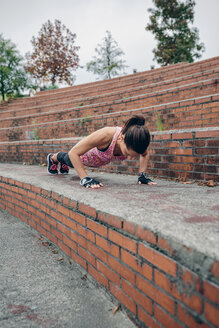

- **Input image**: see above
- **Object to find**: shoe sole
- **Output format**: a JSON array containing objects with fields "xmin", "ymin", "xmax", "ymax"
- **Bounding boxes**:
[{"xmin": 47, "ymin": 153, "xmax": 58, "ymax": 175}]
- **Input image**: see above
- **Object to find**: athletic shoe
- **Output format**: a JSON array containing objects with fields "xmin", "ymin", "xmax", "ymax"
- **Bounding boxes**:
[
  {"xmin": 47, "ymin": 153, "xmax": 58, "ymax": 175},
  {"xmin": 60, "ymin": 163, "xmax": 69, "ymax": 174}
]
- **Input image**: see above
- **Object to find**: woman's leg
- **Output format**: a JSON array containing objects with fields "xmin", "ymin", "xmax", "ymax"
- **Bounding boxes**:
[{"xmin": 55, "ymin": 152, "xmax": 74, "ymax": 168}]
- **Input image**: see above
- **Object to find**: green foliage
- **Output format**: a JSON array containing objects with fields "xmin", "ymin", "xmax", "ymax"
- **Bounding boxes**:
[
  {"xmin": 25, "ymin": 19, "xmax": 80, "ymax": 86},
  {"xmin": 146, "ymin": 0, "xmax": 205, "ymax": 66},
  {"xmin": 86, "ymin": 31, "xmax": 128, "ymax": 80},
  {"xmin": 155, "ymin": 113, "xmax": 165, "ymax": 131},
  {"xmin": 0, "ymin": 34, "xmax": 32, "ymax": 101},
  {"xmin": 40, "ymin": 84, "xmax": 58, "ymax": 91},
  {"xmin": 80, "ymin": 116, "xmax": 91, "ymax": 126}
]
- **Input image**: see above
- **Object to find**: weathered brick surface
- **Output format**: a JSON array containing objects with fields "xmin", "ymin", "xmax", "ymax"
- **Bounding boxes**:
[{"xmin": 0, "ymin": 176, "xmax": 219, "ymax": 328}]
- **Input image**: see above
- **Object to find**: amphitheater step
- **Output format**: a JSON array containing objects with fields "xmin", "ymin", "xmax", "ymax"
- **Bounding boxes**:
[{"xmin": 0, "ymin": 164, "xmax": 218, "ymax": 328}]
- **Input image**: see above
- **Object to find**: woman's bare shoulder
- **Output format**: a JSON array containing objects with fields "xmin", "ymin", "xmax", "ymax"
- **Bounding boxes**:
[{"xmin": 95, "ymin": 127, "xmax": 117, "ymax": 146}]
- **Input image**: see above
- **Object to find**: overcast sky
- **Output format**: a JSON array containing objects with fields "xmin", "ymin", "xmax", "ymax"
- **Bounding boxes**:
[{"xmin": 1, "ymin": 0, "xmax": 219, "ymax": 85}]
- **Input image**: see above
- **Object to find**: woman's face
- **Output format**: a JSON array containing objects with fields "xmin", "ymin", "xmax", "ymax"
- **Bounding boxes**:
[{"xmin": 120, "ymin": 140, "xmax": 146, "ymax": 159}]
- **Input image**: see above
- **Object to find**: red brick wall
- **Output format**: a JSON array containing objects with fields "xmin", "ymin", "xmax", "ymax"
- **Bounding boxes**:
[
  {"xmin": 0, "ymin": 127, "xmax": 218, "ymax": 182},
  {"xmin": 0, "ymin": 177, "xmax": 218, "ymax": 328},
  {"xmin": 0, "ymin": 93, "xmax": 218, "ymax": 142},
  {"xmin": 1, "ymin": 79, "xmax": 218, "ymax": 128},
  {"xmin": 0, "ymin": 58, "xmax": 218, "ymax": 142}
]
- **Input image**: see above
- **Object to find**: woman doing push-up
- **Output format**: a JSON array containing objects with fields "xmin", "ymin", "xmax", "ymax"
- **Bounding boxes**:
[{"xmin": 47, "ymin": 115, "xmax": 156, "ymax": 188}]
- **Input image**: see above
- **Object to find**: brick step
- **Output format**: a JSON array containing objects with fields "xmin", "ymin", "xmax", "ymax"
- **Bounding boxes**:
[
  {"xmin": 1, "ymin": 57, "xmax": 218, "ymax": 112},
  {"xmin": 0, "ymin": 126, "xmax": 218, "ymax": 182},
  {"xmin": 0, "ymin": 79, "xmax": 218, "ymax": 130},
  {"xmin": 0, "ymin": 91, "xmax": 218, "ymax": 142},
  {"xmin": 1, "ymin": 68, "xmax": 218, "ymax": 119},
  {"xmin": 0, "ymin": 62, "xmax": 187, "ymax": 111},
  {"xmin": 34, "ymin": 56, "xmax": 219, "ymax": 97},
  {"xmin": 0, "ymin": 157, "xmax": 218, "ymax": 327}
]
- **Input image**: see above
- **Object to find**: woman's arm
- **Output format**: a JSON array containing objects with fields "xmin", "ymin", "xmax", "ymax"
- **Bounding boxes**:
[
  {"xmin": 139, "ymin": 151, "xmax": 150, "ymax": 174},
  {"xmin": 138, "ymin": 149, "xmax": 157, "ymax": 185},
  {"xmin": 68, "ymin": 127, "xmax": 114, "ymax": 187}
]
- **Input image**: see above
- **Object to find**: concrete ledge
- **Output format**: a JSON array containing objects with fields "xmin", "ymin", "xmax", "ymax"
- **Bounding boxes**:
[{"xmin": 0, "ymin": 164, "xmax": 219, "ymax": 328}]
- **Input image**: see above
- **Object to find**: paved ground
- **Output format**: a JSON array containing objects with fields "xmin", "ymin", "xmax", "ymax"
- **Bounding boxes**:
[
  {"xmin": 0, "ymin": 164, "xmax": 218, "ymax": 263},
  {"xmin": 0, "ymin": 209, "xmax": 135, "ymax": 328}
]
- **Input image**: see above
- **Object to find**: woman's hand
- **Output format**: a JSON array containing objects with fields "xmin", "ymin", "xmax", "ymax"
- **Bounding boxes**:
[
  {"xmin": 138, "ymin": 172, "xmax": 157, "ymax": 185},
  {"xmin": 80, "ymin": 177, "xmax": 104, "ymax": 189}
]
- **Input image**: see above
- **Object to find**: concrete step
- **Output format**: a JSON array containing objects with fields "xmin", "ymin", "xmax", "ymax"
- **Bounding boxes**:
[{"xmin": 0, "ymin": 164, "xmax": 218, "ymax": 328}]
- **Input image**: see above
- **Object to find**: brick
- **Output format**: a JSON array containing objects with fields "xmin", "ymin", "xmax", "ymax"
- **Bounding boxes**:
[
  {"xmin": 44, "ymin": 198, "xmax": 57, "ymax": 209},
  {"xmin": 62, "ymin": 196, "xmax": 77, "ymax": 209},
  {"xmin": 162, "ymin": 141, "xmax": 181, "ymax": 148},
  {"xmin": 171, "ymin": 283, "xmax": 202, "ymax": 314},
  {"xmin": 137, "ymin": 275, "xmax": 175, "ymax": 315},
  {"xmin": 194, "ymin": 148, "xmax": 218, "ymax": 155},
  {"xmin": 135, "ymin": 225, "xmax": 157, "ymax": 245},
  {"xmin": 204, "ymin": 301, "xmax": 219, "ymax": 328},
  {"xmin": 69, "ymin": 211, "xmax": 86, "ymax": 225},
  {"xmin": 122, "ymin": 279, "xmax": 153, "ymax": 314},
  {"xmin": 108, "ymin": 229, "xmax": 137, "ymax": 253},
  {"xmin": 87, "ymin": 241, "xmax": 107, "ymax": 264},
  {"xmin": 57, "ymin": 240, "xmax": 71, "ymax": 256},
  {"xmin": 154, "ymin": 134, "xmax": 171, "ymax": 141},
  {"xmin": 50, "ymin": 209, "xmax": 62, "ymax": 222},
  {"xmin": 203, "ymin": 280, "xmax": 219, "ymax": 306},
  {"xmin": 35, "ymin": 224, "xmax": 47, "ymax": 237},
  {"xmin": 138, "ymin": 243, "xmax": 177, "ymax": 276},
  {"xmin": 41, "ymin": 220, "xmax": 50, "ymax": 232},
  {"xmin": 121, "ymin": 249, "xmax": 153, "ymax": 280},
  {"xmin": 70, "ymin": 250, "xmax": 87, "ymax": 270},
  {"xmin": 172, "ymin": 132, "xmax": 193, "ymax": 140},
  {"xmin": 77, "ymin": 225, "xmax": 95, "ymax": 243},
  {"xmin": 45, "ymin": 231, "xmax": 57, "ymax": 245},
  {"xmin": 157, "ymin": 237, "xmax": 173, "ymax": 255},
  {"xmin": 29, "ymin": 220, "xmax": 37, "ymax": 230},
  {"xmin": 211, "ymin": 261, "xmax": 219, "ymax": 279},
  {"xmin": 87, "ymin": 218, "xmax": 107, "ymax": 237},
  {"xmin": 97, "ymin": 211, "xmax": 123, "ymax": 229},
  {"xmin": 154, "ymin": 270, "xmax": 171, "ymax": 293},
  {"xmin": 78, "ymin": 246, "xmax": 96, "ymax": 267},
  {"xmin": 51, "ymin": 191, "xmax": 62, "ymax": 202},
  {"xmin": 78, "ymin": 203, "xmax": 97, "ymax": 218},
  {"xmin": 178, "ymin": 304, "xmax": 210, "ymax": 328},
  {"xmin": 206, "ymin": 139, "xmax": 219, "ymax": 147},
  {"xmin": 154, "ymin": 305, "xmax": 183, "ymax": 328},
  {"xmin": 57, "ymin": 204, "xmax": 69, "ymax": 217},
  {"xmin": 173, "ymin": 148, "xmax": 193, "ymax": 156},
  {"xmin": 109, "ymin": 282, "xmax": 136, "ymax": 315},
  {"xmin": 96, "ymin": 235, "xmax": 119, "ymax": 258},
  {"xmin": 96, "ymin": 260, "xmax": 120, "ymax": 286},
  {"xmin": 51, "ymin": 227, "xmax": 63, "ymax": 240},
  {"xmin": 138, "ymin": 306, "xmax": 161, "ymax": 328},
  {"xmin": 179, "ymin": 267, "xmax": 201, "ymax": 293},
  {"xmin": 123, "ymin": 220, "xmax": 136, "ymax": 235},
  {"xmin": 62, "ymin": 217, "xmax": 77, "ymax": 231},
  {"xmin": 63, "ymin": 235, "xmax": 77, "ymax": 252},
  {"xmin": 88, "ymin": 264, "xmax": 108, "ymax": 288},
  {"xmin": 195, "ymin": 130, "xmax": 219, "ymax": 138},
  {"xmin": 108, "ymin": 255, "xmax": 135, "ymax": 285}
]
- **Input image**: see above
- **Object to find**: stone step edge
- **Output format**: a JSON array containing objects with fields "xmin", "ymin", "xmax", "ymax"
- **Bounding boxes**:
[{"xmin": 1, "ymin": 175, "xmax": 219, "ymax": 328}]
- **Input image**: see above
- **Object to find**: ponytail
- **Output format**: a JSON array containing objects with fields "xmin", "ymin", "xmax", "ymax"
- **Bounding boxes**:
[
  {"xmin": 122, "ymin": 115, "xmax": 145, "ymax": 134},
  {"xmin": 121, "ymin": 115, "xmax": 150, "ymax": 154}
]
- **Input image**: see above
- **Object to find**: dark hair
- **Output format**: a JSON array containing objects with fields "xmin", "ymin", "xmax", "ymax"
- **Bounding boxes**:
[{"xmin": 121, "ymin": 115, "xmax": 150, "ymax": 154}]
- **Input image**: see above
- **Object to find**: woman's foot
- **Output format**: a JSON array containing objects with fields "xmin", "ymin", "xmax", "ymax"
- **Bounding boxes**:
[
  {"xmin": 60, "ymin": 163, "xmax": 69, "ymax": 174},
  {"xmin": 47, "ymin": 153, "xmax": 58, "ymax": 175}
]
